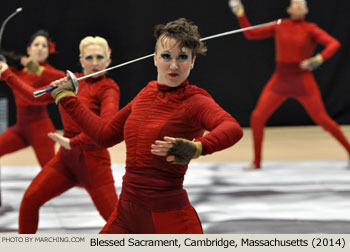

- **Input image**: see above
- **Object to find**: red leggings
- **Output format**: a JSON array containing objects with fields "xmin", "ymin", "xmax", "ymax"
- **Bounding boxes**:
[
  {"xmin": 19, "ymin": 154, "xmax": 118, "ymax": 234},
  {"xmin": 251, "ymin": 73, "xmax": 350, "ymax": 168},
  {"xmin": 0, "ymin": 118, "xmax": 55, "ymax": 167},
  {"xmin": 100, "ymin": 199, "xmax": 203, "ymax": 234}
]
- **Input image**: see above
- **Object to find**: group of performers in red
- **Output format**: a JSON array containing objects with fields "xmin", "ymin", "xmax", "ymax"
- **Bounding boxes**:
[
  {"xmin": 0, "ymin": 35, "xmax": 119, "ymax": 233},
  {"xmin": 0, "ymin": 0, "xmax": 347, "ymax": 233}
]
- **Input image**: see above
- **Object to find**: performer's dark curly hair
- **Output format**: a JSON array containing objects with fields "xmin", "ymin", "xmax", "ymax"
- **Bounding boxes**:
[{"xmin": 154, "ymin": 18, "xmax": 207, "ymax": 56}]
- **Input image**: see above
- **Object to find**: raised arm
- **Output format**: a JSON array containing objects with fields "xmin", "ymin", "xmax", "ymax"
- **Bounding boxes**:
[
  {"xmin": 0, "ymin": 62, "xmax": 54, "ymax": 104},
  {"xmin": 229, "ymin": 0, "xmax": 276, "ymax": 39},
  {"xmin": 60, "ymin": 95, "xmax": 130, "ymax": 149},
  {"xmin": 69, "ymin": 82, "xmax": 121, "ymax": 150}
]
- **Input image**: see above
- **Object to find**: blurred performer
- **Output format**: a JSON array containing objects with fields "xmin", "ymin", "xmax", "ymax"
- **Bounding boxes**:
[
  {"xmin": 50, "ymin": 18, "xmax": 243, "ymax": 233},
  {"xmin": 229, "ymin": 0, "xmax": 350, "ymax": 169},
  {"xmin": 1, "ymin": 36, "xmax": 120, "ymax": 233},
  {"xmin": 0, "ymin": 30, "xmax": 64, "ymax": 212},
  {"xmin": 0, "ymin": 30, "xmax": 64, "ymax": 167}
]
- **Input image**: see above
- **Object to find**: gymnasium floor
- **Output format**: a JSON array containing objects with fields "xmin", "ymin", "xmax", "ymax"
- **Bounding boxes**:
[{"xmin": 1, "ymin": 126, "xmax": 350, "ymax": 233}]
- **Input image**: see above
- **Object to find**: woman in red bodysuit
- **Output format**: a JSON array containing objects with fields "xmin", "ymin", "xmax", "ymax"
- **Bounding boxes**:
[
  {"xmin": 1, "ymin": 36, "xmax": 120, "ymax": 233},
  {"xmin": 50, "ymin": 18, "xmax": 243, "ymax": 234},
  {"xmin": 229, "ymin": 0, "xmax": 350, "ymax": 169},
  {"xmin": 0, "ymin": 30, "xmax": 65, "ymax": 167}
]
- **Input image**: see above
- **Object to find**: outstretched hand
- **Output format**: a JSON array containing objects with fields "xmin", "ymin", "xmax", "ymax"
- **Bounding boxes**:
[
  {"xmin": 0, "ymin": 61, "xmax": 9, "ymax": 75},
  {"xmin": 20, "ymin": 56, "xmax": 31, "ymax": 67},
  {"xmin": 48, "ymin": 132, "xmax": 71, "ymax": 150}
]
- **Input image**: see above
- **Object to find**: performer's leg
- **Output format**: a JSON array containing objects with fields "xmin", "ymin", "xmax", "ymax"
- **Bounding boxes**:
[
  {"xmin": 298, "ymin": 83, "xmax": 350, "ymax": 155},
  {"xmin": 86, "ymin": 181, "xmax": 118, "ymax": 221},
  {"xmin": 19, "ymin": 160, "xmax": 74, "ymax": 234},
  {"xmin": 99, "ymin": 201, "xmax": 130, "ymax": 234},
  {"xmin": 152, "ymin": 206, "xmax": 203, "ymax": 234},
  {"xmin": 31, "ymin": 119, "xmax": 56, "ymax": 167},
  {"xmin": 0, "ymin": 128, "xmax": 28, "ymax": 207},
  {"xmin": 0, "ymin": 128, "xmax": 28, "ymax": 157},
  {"xmin": 100, "ymin": 199, "xmax": 202, "ymax": 234},
  {"xmin": 250, "ymin": 87, "xmax": 286, "ymax": 168},
  {"xmin": 84, "ymin": 152, "xmax": 118, "ymax": 221}
]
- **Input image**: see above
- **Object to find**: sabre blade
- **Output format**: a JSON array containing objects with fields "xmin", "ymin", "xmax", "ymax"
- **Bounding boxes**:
[
  {"xmin": 0, "ymin": 7, "xmax": 23, "ymax": 48},
  {"xmin": 76, "ymin": 19, "xmax": 281, "ymax": 82},
  {"xmin": 33, "ymin": 18, "xmax": 281, "ymax": 98},
  {"xmin": 201, "ymin": 18, "xmax": 281, "ymax": 41},
  {"xmin": 76, "ymin": 53, "xmax": 155, "ymax": 82}
]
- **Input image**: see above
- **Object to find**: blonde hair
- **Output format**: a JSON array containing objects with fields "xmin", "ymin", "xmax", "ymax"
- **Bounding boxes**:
[{"xmin": 79, "ymin": 36, "xmax": 111, "ymax": 58}]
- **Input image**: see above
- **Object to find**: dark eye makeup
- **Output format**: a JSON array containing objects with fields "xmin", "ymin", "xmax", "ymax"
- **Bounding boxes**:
[
  {"xmin": 159, "ymin": 52, "xmax": 190, "ymax": 62},
  {"xmin": 84, "ymin": 55, "xmax": 105, "ymax": 61},
  {"xmin": 160, "ymin": 53, "xmax": 171, "ymax": 61}
]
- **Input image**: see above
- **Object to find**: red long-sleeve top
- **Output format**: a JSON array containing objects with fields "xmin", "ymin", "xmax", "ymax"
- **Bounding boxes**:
[
  {"xmin": 62, "ymin": 80, "xmax": 242, "ymax": 171},
  {"xmin": 61, "ymin": 80, "xmax": 243, "ymax": 210},
  {"xmin": 1, "ymin": 63, "xmax": 65, "ymax": 106},
  {"xmin": 61, "ymin": 74, "xmax": 120, "ymax": 150},
  {"xmin": 1, "ymin": 68, "xmax": 120, "ymax": 150},
  {"xmin": 1, "ymin": 64, "xmax": 65, "ymax": 123},
  {"xmin": 238, "ymin": 15, "xmax": 340, "ymax": 63}
]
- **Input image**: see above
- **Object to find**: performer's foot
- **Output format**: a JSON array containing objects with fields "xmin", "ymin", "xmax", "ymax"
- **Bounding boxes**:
[{"xmin": 243, "ymin": 163, "xmax": 260, "ymax": 171}]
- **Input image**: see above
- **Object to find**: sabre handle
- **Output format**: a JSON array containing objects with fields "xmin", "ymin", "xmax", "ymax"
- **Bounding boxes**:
[
  {"xmin": 33, "ymin": 69, "xmax": 78, "ymax": 98},
  {"xmin": 33, "ymin": 86, "xmax": 56, "ymax": 98}
]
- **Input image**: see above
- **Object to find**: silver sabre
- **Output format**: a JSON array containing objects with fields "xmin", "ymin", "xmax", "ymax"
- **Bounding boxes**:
[
  {"xmin": 33, "ymin": 70, "xmax": 78, "ymax": 97},
  {"xmin": 0, "ymin": 8, "xmax": 23, "ymax": 48},
  {"xmin": 33, "ymin": 18, "xmax": 281, "ymax": 98}
]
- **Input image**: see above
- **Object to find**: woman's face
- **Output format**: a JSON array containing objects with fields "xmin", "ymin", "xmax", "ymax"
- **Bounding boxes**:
[
  {"xmin": 154, "ymin": 36, "xmax": 195, "ymax": 87},
  {"xmin": 27, "ymin": 36, "xmax": 49, "ymax": 63},
  {"xmin": 80, "ymin": 44, "xmax": 110, "ymax": 77},
  {"xmin": 287, "ymin": 0, "xmax": 308, "ymax": 20}
]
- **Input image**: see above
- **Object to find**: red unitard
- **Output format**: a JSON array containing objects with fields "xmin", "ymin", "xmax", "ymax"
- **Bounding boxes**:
[
  {"xmin": 60, "ymin": 80, "xmax": 243, "ymax": 233},
  {"xmin": 0, "ymin": 64, "xmax": 65, "ymax": 167},
  {"xmin": 1, "ymin": 69, "xmax": 120, "ymax": 233},
  {"xmin": 237, "ymin": 15, "xmax": 350, "ymax": 168}
]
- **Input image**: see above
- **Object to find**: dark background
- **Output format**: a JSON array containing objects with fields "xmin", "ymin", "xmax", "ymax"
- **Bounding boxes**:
[{"xmin": 0, "ymin": 0, "xmax": 349, "ymax": 129}]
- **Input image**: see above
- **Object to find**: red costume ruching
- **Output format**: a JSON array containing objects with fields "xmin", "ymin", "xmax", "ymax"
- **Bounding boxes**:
[{"xmin": 60, "ymin": 80, "xmax": 243, "ymax": 233}]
